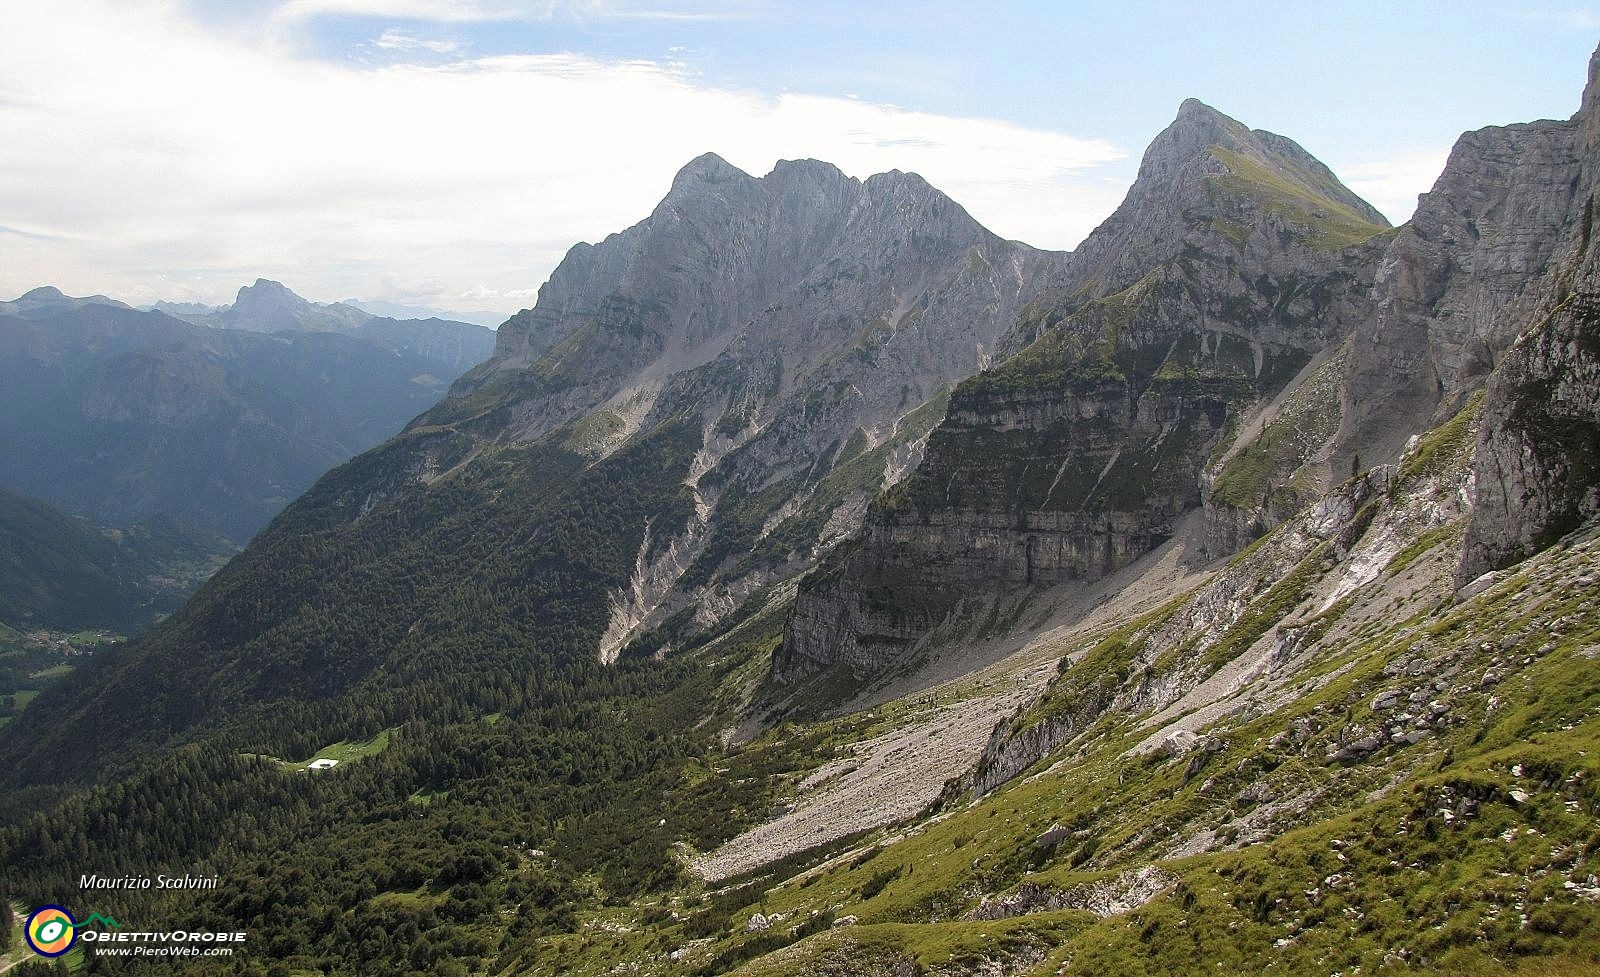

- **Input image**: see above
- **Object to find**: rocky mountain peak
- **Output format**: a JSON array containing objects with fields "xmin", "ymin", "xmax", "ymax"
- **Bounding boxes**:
[
  {"xmin": 1056, "ymin": 99, "xmax": 1386, "ymax": 304},
  {"xmin": 467, "ymin": 153, "xmax": 985, "ymax": 390},
  {"xmin": 225, "ymin": 278, "xmax": 315, "ymax": 329},
  {"xmin": 776, "ymin": 97, "xmax": 1393, "ymax": 687},
  {"xmin": 668, "ymin": 151, "xmax": 754, "ymax": 193},
  {"xmin": 222, "ymin": 278, "xmax": 373, "ymax": 334},
  {"xmin": 1140, "ymin": 97, "xmax": 1246, "ymax": 178},
  {"xmin": 766, "ymin": 157, "xmax": 851, "ymax": 185},
  {"xmin": 861, "ymin": 167, "xmax": 932, "ymax": 193},
  {"xmin": 245, "ymin": 277, "xmax": 290, "ymax": 295},
  {"xmin": 1144, "ymin": 99, "xmax": 1384, "ymax": 226},
  {"xmin": 854, "ymin": 168, "xmax": 984, "ymax": 240}
]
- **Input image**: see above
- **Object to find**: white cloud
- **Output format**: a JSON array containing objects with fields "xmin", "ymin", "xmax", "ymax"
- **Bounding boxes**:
[
  {"xmin": 378, "ymin": 272, "xmax": 448, "ymax": 301},
  {"xmin": 0, "ymin": 0, "xmax": 1127, "ymax": 313},
  {"xmin": 273, "ymin": 0, "xmax": 546, "ymax": 25},
  {"xmin": 375, "ymin": 29, "xmax": 464, "ymax": 53},
  {"xmin": 269, "ymin": 0, "xmax": 758, "ymax": 25},
  {"xmin": 1506, "ymin": 7, "xmax": 1600, "ymax": 31},
  {"xmin": 1333, "ymin": 149, "xmax": 1452, "ymax": 226}
]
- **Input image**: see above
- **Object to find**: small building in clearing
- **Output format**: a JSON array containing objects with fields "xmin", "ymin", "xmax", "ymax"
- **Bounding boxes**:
[{"xmin": 307, "ymin": 758, "xmax": 339, "ymax": 771}]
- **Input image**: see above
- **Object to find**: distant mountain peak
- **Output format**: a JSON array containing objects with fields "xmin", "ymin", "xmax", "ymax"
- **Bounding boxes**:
[
  {"xmin": 669, "ymin": 151, "xmax": 750, "ymax": 191},
  {"xmin": 245, "ymin": 277, "xmax": 293, "ymax": 294},
  {"xmin": 18, "ymin": 285, "xmax": 66, "ymax": 302},
  {"xmin": 222, "ymin": 278, "xmax": 370, "ymax": 334},
  {"xmin": 233, "ymin": 277, "xmax": 311, "ymax": 310},
  {"xmin": 2, "ymin": 285, "xmax": 130, "ymax": 316}
]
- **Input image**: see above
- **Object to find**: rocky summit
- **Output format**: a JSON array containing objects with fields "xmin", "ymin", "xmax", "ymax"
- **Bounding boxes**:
[{"xmin": 2, "ymin": 43, "xmax": 1600, "ymax": 977}]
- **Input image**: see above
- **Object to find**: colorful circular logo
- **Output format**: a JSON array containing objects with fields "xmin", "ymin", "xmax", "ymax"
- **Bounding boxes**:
[{"xmin": 25, "ymin": 905, "xmax": 77, "ymax": 957}]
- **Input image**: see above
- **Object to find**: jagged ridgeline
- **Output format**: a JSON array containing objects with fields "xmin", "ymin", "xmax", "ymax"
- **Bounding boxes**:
[
  {"xmin": 2, "ymin": 46, "xmax": 1600, "ymax": 977},
  {"xmin": 777, "ymin": 100, "xmax": 1392, "ymax": 685}
]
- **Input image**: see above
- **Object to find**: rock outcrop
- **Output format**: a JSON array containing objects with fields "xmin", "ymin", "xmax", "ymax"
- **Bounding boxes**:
[
  {"xmin": 1338, "ymin": 119, "xmax": 1582, "ymax": 472},
  {"xmin": 1460, "ymin": 284, "xmax": 1600, "ymax": 582}
]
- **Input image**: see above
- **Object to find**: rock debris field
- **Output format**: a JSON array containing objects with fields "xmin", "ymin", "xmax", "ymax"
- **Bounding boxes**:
[{"xmin": 692, "ymin": 687, "xmax": 1033, "ymax": 882}]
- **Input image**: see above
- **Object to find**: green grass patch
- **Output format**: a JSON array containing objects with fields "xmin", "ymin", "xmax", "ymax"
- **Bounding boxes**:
[
  {"xmin": 1209, "ymin": 145, "xmax": 1389, "ymax": 251},
  {"xmin": 1386, "ymin": 520, "xmax": 1465, "ymax": 576},
  {"xmin": 1398, "ymin": 390, "xmax": 1486, "ymax": 483},
  {"xmin": 270, "ymin": 727, "xmax": 397, "ymax": 771}
]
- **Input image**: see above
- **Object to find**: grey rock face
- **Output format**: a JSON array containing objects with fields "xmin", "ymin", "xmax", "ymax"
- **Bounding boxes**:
[
  {"xmin": 448, "ymin": 153, "xmax": 868, "ymax": 422},
  {"xmin": 446, "ymin": 154, "xmax": 1054, "ymax": 439},
  {"xmin": 1460, "ymin": 246, "xmax": 1600, "ymax": 580},
  {"xmin": 1339, "ymin": 120, "xmax": 1582, "ymax": 469},
  {"xmin": 222, "ymin": 278, "xmax": 373, "ymax": 334},
  {"xmin": 1458, "ymin": 46, "xmax": 1600, "ymax": 581},
  {"xmin": 358, "ymin": 154, "xmax": 1067, "ymax": 657},
  {"xmin": 1054, "ymin": 98, "xmax": 1384, "ymax": 311},
  {"xmin": 781, "ymin": 48, "xmax": 1600, "ymax": 692}
]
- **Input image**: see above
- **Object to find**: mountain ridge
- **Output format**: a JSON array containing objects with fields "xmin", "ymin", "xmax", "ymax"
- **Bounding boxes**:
[
  {"xmin": 0, "ymin": 484, "xmax": 233, "ymax": 633},
  {"xmin": 0, "ymin": 151, "xmax": 1066, "ymax": 787},
  {"xmin": 0, "ymin": 295, "xmax": 488, "ymax": 542}
]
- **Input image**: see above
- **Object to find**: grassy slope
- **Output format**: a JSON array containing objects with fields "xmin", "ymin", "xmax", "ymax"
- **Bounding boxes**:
[{"xmin": 1208, "ymin": 146, "xmax": 1390, "ymax": 252}]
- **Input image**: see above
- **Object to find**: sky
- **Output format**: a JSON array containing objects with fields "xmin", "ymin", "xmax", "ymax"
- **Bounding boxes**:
[{"xmin": 1, "ymin": 2, "xmax": 1597, "ymax": 321}]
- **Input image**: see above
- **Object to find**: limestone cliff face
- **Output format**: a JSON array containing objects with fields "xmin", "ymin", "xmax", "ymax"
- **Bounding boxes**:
[
  {"xmin": 1338, "ymin": 117, "xmax": 1582, "ymax": 471},
  {"xmin": 434, "ymin": 155, "xmax": 1057, "ymax": 444},
  {"xmin": 1459, "ymin": 49, "xmax": 1600, "ymax": 580},
  {"xmin": 1189, "ymin": 110, "xmax": 1587, "ymax": 559},
  {"xmin": 1461, "ymin": 287, "xmax": 1600, "ymax": 581},
  {"xmin": 776, "ymin": 102, "xmax": 1388, "ymax": 685},
  {"xmin": 592, "ymin": 165, "xmax": 1063, "ymax": 654}
]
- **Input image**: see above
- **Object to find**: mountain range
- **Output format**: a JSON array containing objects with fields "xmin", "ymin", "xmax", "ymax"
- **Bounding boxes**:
[
  {"xmin": 0, "ymin": 282, "xmax": 496, "ymax": 543},
  {"xmin": 1, "ymin": 45, "xmax": 1599, "ymax": 977}
]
